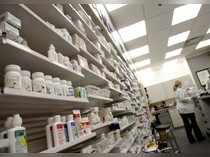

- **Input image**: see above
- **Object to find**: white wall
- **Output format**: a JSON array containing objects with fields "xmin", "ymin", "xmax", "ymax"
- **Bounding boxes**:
[
  {"xmin": 136, "ymin": 57, "xmax": 192, "ymax": 87},
  {"xmin": 186, "ymin": 52, "xmax": 210, "ymax": 88}
]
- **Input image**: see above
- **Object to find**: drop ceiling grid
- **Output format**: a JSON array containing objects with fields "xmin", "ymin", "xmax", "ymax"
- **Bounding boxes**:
[{"xmin": 108, "ymin": 3, "xmax": 210, "ymax": 68}]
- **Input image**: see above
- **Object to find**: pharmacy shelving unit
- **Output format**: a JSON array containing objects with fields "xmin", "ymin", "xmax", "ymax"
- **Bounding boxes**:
[{"xmin": 0, "ymin": 3, "xmax": 151, "ymax": 154}]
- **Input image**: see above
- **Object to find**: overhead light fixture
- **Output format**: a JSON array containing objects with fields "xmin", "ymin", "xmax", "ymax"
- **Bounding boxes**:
[
  {"xmin": 106, "ymin": 4, "xmax": 127, "ymax": 12},
  {"xmin": 168, "ymin": 31, "xmax": 190, "ymax": 46},
  {"xmin": 172, "ymin": 4, "xmax": 202, "ymax": 25},
  {"xmin": 165, "ymin": 48, "xmax": 183, "ymax": 59},
  {"xmin": 196, "ymin": 39, "xmax": 210, "ymax": 49},
  {"xmin": 123, "ymin": 45, "xmax": 150, "ymax": 60},
  {"xmin": 131, "ymin": 59, "xmax": 151, "ymax": 69},
  {"xmin": 118, "ymin": 20, "xmax": 147, "ymax": 43},
  {"xmin": 207, "ymin": 28, "xmax": 210, "ymax": 34}
]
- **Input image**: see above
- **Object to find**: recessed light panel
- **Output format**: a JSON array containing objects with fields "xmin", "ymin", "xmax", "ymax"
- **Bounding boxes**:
[
  {"xmin": 106, "ymin": 4, "xmax": 127, "ymax": 12},
  {"xmin": 168, "ymin": 31, "xmax": 190, "ymax": 46},
  {"xmin": 172, "ymin": 4, "xmax": 202, "ymax": 25},
  {"xmin": 131, "ymin": 59, "xmax": 151, "ymax": 70},
  {"xmin": 123, "ymin": 45, "xmax": 150, "ymax": 60},
  {"xmin": 118, "ymin": 20, "xmax": 147, "ymax": 43},
  {"xmin": 196, "ymin": 39, "xmax": 210, "ymax": 49},
  {"xmin": 165, "ymin": 48, "xmax": 183, "ymax": 59}
]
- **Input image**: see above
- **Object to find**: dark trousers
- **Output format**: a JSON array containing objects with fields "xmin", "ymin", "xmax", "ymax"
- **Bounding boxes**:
[{"xmin": 180, "ymin": 113, "xmax": 204, "ymax": 143}]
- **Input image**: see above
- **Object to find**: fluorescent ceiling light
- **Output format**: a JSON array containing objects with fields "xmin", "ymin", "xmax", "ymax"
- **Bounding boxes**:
[
  {"xmin": 165, "ymin": 48, "xmax": 183, "ymax": 59},
  {"xmin": 131, "ymin": 59, "xmax": 151, "ymax": 69},
  {"xmin": 168, "ymin": 31, "xmax": 190, "ymax": 46},
  {"xmin": 118, "ymin": 20, "xmax": 147, "ymax": 42},
  {"xmin": 172, "ymin": 4, "xmax": 202, "ymax": 25},
  {"xmin": 106, "ymin": 4, "xmax": 127, "ymax": 12},
  {"xmin": 207, "ymin": 28, "xmax": 210, "ymax": 34},
  {"xmin": 196, "ymin": 39, "xmax": 210, "ymax": 49},
  {"xmin": 123, "ymin": 45, "xmax": 150, "ymax": 60}
]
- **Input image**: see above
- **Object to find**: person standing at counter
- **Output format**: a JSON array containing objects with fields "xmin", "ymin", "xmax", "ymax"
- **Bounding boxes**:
[{"xmin": 173, "ymin": 80, "xmax": 205, "ymax": 144}]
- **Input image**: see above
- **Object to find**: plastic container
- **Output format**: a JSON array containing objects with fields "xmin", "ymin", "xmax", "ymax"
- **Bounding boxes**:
[
  {"xmin": 61, "ymin": 116, "xmax": 68, "ymax": 142},
  {"xmin": 57, "ymin": 53, "xmax": 64, "ymax": 65},
  {"xmin": 4, "ymin": 64, "xmax": 22, "ymax": 89},
  {"xmin": 61, "ymin": 80, "xmax": 68, "ymax": 96},
  {"xmin": 66, "ymin": 114, "xmax": 78, "ymax": 142},
  {"xmin": 53, "ymin": 77, "xmax": 63, "ymax": 96},
  {"xmin": 21, "ymin": 70, "xmax": 32, "ymax": 92},
  {"xmin": 46, "ymin": 117, "xmax": 54, "ymax": 149},
  {"xmin": 66, "ymin": 81, "xmax": 74, "ymax": 97},
  {"xmin": 45, "ymin": 75, "xmax": 55, "ymax": 95},
  {"xmin": 63, "ymin": 56, "xmax": 73, "ymax": 70},
  {"xmin": 8, "ymin": 114, "xmax": 28, "ymax": 153},
  {"xmin": 52, "ymin": 115, "xmax": 66, "ymax": 146},
  {"xmin": 48, "ymin": 44, "xmax": 58, "ymax": 62},
  {"xmin": 32, "ymin": 72, "xmax": 46, "ymax": 94}
]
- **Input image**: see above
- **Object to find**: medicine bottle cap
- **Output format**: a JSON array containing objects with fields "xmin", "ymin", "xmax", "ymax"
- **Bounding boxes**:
[
  {"xmin": 53, "ymin": 77, "xmax": 60, "ymax": 82},
  {"xmin": 4, "ymin": 117, "xmax": 14, "ymax": 129},
  {"xmin": 5, "ymin": 64, "xmax": 21, "ymax": 72},
  {"xmin": 48, "ymin": 117, "xmax": 54, "ymax": 124},
  {"xmin": 45, "ymin": 75, "xmax": 52, "ymax": 80},
  {"xmin": 13, "ymin": 114, "xmax": 22, "ymax": 127},
  {"xmin": 54, "ymin": 115, "xmax": 61, "ymax": 123},
  {"xmin": 67, "ymin": 114, "xmax": 73, "ymax": 121},
  {"xmin": 61, "ymin": 116, "xmax": 66, "ymax": 122},
  {"xmin": 21, "ymin": 70, "xmax": 31, "ymax": 77},
  {"xmin": 61, "ymin": 80, "xmax": 67, "ymax": 84},
  {"xmin": 49, "ymin": 44, "xmax": 55, "ymax": 50},
  {"xmin": 32, "ymin": 72, "xmax": 44, "ymax": 79}
]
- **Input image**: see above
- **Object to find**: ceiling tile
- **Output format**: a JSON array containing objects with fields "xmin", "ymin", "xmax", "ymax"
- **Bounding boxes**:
[
  {"xmin": 144, "ymin": 0, "xmax": 177, "ymax": 19},
  {"xmin": 125, "ymin": 36, "xmax": 147, "ymax": 50},
  {"xmin": 147, "ymin": 12, "xmax": 172, "ymax": 34},
  {"xmin": 110, "ymin": 4, "xmax": 144, "ymax": 29}
]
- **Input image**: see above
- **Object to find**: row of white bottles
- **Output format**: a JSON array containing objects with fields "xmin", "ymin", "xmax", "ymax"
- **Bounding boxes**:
[
  {"xmin": 46, "ymin": 114, "xmax": 78, "ymax": 149},
  {"xmin": 0, "ymin": 114, "xmax": 28, "ymax": 153}
]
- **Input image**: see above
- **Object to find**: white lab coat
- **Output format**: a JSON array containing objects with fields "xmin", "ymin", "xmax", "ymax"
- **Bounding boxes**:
[{"xmin": 175, "ymin": 87, "xmax": 195, "ymax": 114}]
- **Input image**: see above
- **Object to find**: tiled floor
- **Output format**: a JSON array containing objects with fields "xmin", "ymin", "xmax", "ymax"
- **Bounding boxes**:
[{"xmin": 173, "ymin": 128, "xmax": 210, "ymax": 154}]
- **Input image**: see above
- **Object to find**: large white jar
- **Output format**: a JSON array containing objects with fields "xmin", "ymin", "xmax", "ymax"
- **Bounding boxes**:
[
  {"xmin": 45, "ymin": 75, "xmax": 55, "ymax": 95},
  {"xmin": 53, "ymin": 77, "xmax": 63, "ymax": 96},
  {"xmin": 61, "ymin": 80, "xmax": 68, "ymax": 96},
  {"xmin": 32, "ymin": 72, "xmax": 46, "ymax": 94},
  {"xmin": 5, "ymin": 64, "xmax": 22, "ymax": 89},
  {"xmin": 21, "ymin": 70, "xmax": 32, "ymax": 92}
]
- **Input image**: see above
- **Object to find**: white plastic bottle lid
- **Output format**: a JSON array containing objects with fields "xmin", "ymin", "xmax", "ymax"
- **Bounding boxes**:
[
  {"xmin": 61, "ymin": 80, "xmax": 67, "ymax": 85},
  {"xmin": 21, "ymin": 70, "xmax": 31, "ymax": 77},
  {"xmin": 61, "ymin": 116, "xmax": 66, "ymax": 122},
  {"xmin": 54, "ymin": 115, "xmax": 61, "ymax": 123},
  {"xmin": 48, "ymin": 117, "xmax": 54, "ymax": 125},
  {"xmin": 13, "ymin": 114, "xmax": 22, "ymax": 127},
  {"xmin": 49, "ymin": 44, "xmax": 55, "ymax": 50},
  {"xmin": 45, "ymin": 75, "xmax": 53, "ymax": 80},
  {"xmin": 53, "ymin": 77, "xmax": 60, "ymax": 83},
  {"xmin": 4, "ymin": 117, "xmax": 14, "ymax": 129},
  {"xmin": 67, "ymin": 81, "xmax": 72, "ymax": 86},
  {"xmin": 5, "ymin": 64, "xmax": 21, "ymax": 72},
  {"xmin": 32, "ymin": 72, "xmax": 44, "ymax": 79},
  {"xmin": 67, "ymin": 114, "xmax": 74, "ymax": 121}
]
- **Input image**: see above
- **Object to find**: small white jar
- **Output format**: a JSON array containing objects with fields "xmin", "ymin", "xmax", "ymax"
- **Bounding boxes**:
[
  {"xmin": 4, "ymin": 64, "xmax": 22, "ymax": 89},
  {"xmin": 53, "ymin": 77, "xmax": 63, "ymax": 96},
  {"xmin": 58, "ymin": 53, "xmax": 64, "ymax": 65},
  {"xmin": 63, "ymin": 56, "xmax": 73, "ymax": 70},
  {"xmin": 48, "ymin": 44, "xmax": 58, "ymax": 62},
  {"xmin": 21, "ymin": 70, "xmax": 32, "ymax": 92},
  {"xmin": 66, "ymin": 81, "xmax": 74, "ymax": 96},
  {"xmin": 61, "ymin": 80, "xmax": 68, "ymax": 96},
  {"xmin": 45, "ymin": 75, "xmax": 55, "ymax": 95},
  {"xmin": 32, "ymin": 72, "xmax": 46, "ymax": 94}
]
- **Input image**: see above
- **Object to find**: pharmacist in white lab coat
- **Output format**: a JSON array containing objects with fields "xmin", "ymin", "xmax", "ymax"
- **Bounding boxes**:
[{"xmin": 174, "ymin": 80, "xmax": 205, "ymax": 144}]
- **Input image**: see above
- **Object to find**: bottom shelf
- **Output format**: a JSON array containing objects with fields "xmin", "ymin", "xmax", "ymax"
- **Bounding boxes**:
[{"xmin": 41, "ymin": 133, "xmax": 96, "ymax": 153}]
